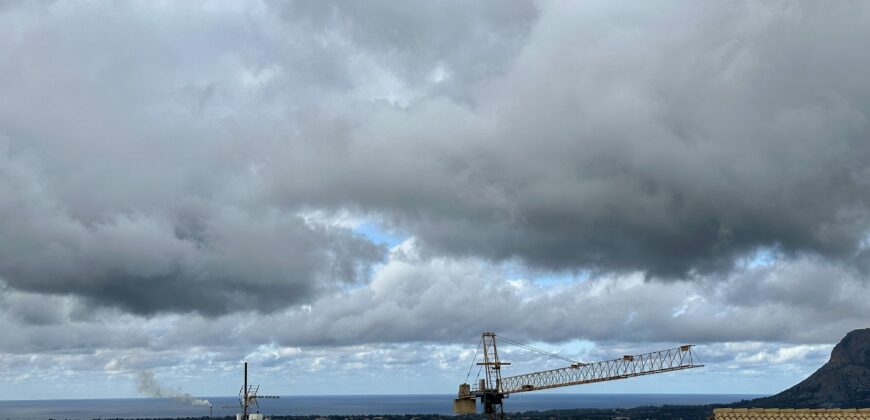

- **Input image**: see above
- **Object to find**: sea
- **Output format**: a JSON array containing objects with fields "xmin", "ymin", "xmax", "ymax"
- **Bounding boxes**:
[{"xmin": 0, "ymin": 394, "xmax": 763, "ymax": 419}]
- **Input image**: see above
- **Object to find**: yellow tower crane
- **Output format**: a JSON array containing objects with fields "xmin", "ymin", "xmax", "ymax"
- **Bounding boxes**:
[{"xmin": 454, "ymin": 332, "xmax": 703, "ymax": 419}]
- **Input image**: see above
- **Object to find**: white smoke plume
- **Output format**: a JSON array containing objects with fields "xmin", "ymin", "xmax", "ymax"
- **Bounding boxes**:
[{"xmin": 137, "ymin": 370, "xmax": 212, "ymax": 407}]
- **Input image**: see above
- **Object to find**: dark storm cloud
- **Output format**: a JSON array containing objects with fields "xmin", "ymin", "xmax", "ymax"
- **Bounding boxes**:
[
  {"xmin": 0, "ymin": 148, "xmax": 382, "ymax": 315},
  {"xmin": 276, "ymin": 0, "xmax": 538, "ymax": 102},
  {"xmin": 0, "ymin": 2, "xmax": 388, "ymax": 315},
  {"xmin": 0, "ymin": 0, "xmax": 533, "ymax": 316},
  {"xmin": 264, "ymin": 1, "xmax": 870, "ymax": 277},
  {"xmin": 0, "ymin": 288, "xmax": 152, "ymax": 353},
  {"xmin": 1, "ymin": 0, "xmax": 869, "ymax": 319}
]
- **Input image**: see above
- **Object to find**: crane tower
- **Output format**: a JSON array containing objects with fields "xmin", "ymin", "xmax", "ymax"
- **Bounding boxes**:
[{"xmin": 454, "ymin": 332, "xmax": 703, "ymax": 418}]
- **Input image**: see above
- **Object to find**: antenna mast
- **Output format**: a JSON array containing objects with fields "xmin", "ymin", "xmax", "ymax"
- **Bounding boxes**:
[{"xmin": 236, "ymin": 362, "xmax": 280, "ymax": 419}]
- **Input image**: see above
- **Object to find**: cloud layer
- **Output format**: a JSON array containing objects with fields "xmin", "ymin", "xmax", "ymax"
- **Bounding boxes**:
[
  {"xmin": 1, "ymin": 0, "xmax": 870, "ymax": 397},
  {"xmin": 265, "ymin": 1, "xmax": 870, "ymax": 277},
  {"xmin": 1, "ymin": 240, "xmax": 864, "ymax": 396},
  {"xmin": 2, "ymin": 1, "xmax": 870, "ymax": 315}
]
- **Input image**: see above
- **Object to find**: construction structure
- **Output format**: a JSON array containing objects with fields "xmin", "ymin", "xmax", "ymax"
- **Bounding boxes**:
[
  {"xmin": 454, "ymin": 332, "xmax": 703, "ymax": 418},
  {"xmin": 231, "ymin": 362, "xmax": 280, "ymax": 420}
]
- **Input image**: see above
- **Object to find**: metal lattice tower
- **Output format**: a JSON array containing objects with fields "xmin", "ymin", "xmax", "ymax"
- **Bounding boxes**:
[{"xmin": 478, "ymin": 332, "xmax": 510, "ymax": 419}]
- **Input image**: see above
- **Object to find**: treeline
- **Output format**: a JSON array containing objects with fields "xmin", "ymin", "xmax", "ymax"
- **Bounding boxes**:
[{"xmin": 62, "ymin": 405, "xmax": 730, "ymax": 420}]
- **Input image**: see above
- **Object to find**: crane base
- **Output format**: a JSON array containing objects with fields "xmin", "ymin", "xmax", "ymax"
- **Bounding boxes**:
[
  {"xmin": 481, "ymin": 392, "xmax": 504, "ymax": 415},
  {"xmin": 453, "ymin": 398, "xmax": 476, "ymax": 414}
]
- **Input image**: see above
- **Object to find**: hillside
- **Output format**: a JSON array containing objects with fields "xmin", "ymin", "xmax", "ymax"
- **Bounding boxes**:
[{"xmin": 737, "ymin": 328, "xmax": 870, "ymax": 408}]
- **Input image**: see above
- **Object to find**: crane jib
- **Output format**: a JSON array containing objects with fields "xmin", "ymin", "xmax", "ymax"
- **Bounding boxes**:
[{"xmin": 485, "ymin": 345, "xmax": 702, "ymax": 395}]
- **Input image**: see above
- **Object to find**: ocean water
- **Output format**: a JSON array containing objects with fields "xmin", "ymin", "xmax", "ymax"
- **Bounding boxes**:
[{"xmin": 0, "ymin": 394, "xmax": 763, "ymax": 419}]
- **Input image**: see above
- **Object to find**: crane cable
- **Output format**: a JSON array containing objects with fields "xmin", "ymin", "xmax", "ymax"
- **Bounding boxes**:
[
  {"xmin": 690, "ymin": 346, "xmax": 702, "ymax": 365},
  {"xmin": 475, "ymin": 363, "xmax": 483, "ymax": 384},
  {"xmin": 496, "ymin": 334, "xmax": 583, "ymax": 365},
  {"xmin": 464, "ymin": 338, "xmax": 482, "ymax": 384}
]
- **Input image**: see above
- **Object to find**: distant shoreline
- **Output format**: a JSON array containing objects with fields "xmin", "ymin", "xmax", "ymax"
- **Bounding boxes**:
[
  {"xmin": 0, "ymin": 394, "xmax": 764, "ymax": 419},
  {"xmin": 8, "ymin": 404, "xmax": 741, "ymax": 420},
  {"xmin": 0, "ymin": 392, "xmax": 767, "ymax": 402}
]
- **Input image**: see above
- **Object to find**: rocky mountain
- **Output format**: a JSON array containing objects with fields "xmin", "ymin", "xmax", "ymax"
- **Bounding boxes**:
[{"xmin": 736, "ymin": 328, "xmax": 870, "ymax": 408}]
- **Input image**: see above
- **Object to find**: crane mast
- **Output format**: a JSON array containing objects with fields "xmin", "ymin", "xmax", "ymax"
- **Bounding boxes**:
[
  {"xmin": 478, "ymin": 332, "xmax": 509, "ymax": 417},
  {"xmin": 454, "ymin": 332, "xmax": 703, "ymax": 418}
]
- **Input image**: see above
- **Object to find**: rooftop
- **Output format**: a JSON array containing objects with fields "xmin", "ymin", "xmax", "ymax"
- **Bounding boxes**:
[{"xmin": 714, "ymin": 408, "xmax": 870, "ymax": 419}]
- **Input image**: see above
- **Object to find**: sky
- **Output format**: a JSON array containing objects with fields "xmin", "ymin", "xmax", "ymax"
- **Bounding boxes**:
[{"xmin": 1, "ymin": 0, "xmax": 870, "ymax": 401}]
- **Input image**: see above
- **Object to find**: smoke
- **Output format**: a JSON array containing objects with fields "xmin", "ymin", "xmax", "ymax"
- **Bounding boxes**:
[{"xmin": 137, "ymin": 370, "xmax": 212, "ymax": 407}]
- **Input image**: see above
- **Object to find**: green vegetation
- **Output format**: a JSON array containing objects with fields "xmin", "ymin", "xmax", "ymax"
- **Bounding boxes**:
[{"xmin": 68, "ymin": 404, "xmax": 728, "ymax": 420}]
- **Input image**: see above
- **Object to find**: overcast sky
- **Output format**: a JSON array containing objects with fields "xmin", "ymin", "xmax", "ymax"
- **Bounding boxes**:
[{"xmin": 1, "ymin": 0, "xmax": 870, "ymax": 402}]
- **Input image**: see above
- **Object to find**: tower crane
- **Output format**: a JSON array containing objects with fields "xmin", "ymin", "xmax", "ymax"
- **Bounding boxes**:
[{"xmin": 454, "ymin": 332, "xmax": 703, "ymax": 418}]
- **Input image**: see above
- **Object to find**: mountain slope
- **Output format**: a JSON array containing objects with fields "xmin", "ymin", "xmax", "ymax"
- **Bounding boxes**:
[{"xmin": 739, "ymin": 328, "xmax": 870, "ymax": 408}]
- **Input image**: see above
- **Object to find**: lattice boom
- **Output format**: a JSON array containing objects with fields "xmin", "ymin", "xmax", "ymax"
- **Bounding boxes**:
[{"xmin": 475, "ymin": 345, "xmax": 702, "ymax": 395}]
